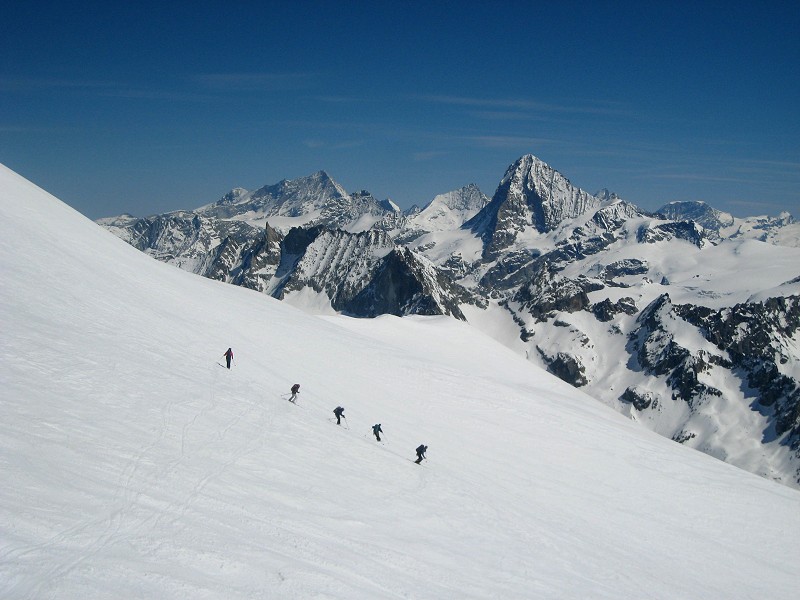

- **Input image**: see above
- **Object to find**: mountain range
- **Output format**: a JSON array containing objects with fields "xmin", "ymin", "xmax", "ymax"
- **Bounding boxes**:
[{"xmin": 97, "ymin": 154, "xmax": 800, "ymax": 488}]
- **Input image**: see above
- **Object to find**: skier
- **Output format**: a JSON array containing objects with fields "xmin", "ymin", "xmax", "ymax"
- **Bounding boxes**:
[
  {"xmin": 222, "ymin": 347, "xmax": 234, "ymax": 369},
  {"xmin": 414, "ymin": 444, "xmax": 427, "ymax": 464},
  {"xmin": 372, "ymin": 423, "xmax": 383, "ymax": 441},
  {"xmin": 333, "ymin": 406, "xmax": 345, "ymax": 425},
  {"xmin": 289, "ymin": 383, "xmax": 300, "ymax": 403}
]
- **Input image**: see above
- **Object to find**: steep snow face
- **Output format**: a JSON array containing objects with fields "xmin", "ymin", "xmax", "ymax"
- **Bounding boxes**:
[
  {"xmin": 4, "ymin": 163, "xmax": 800, "ymax": 599},
  {"xmin": 408, "ymin": 184, "xmax": 489, "ymax": 232},
  {"xmin": 276, "ymin": 228, "xmax": 394, "ymax": 303}
]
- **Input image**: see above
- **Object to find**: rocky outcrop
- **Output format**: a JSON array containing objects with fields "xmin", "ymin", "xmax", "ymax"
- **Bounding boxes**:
[
  {"xmin": 511, "ymin": 267, "xmax": 602, "ymax": 322},
  {"xmin": 592, "ymin": 297, "xmax": 637, "ymax": 322},
  {"xmin": 537, "ymin": 348, "xmax": 588, "ymax": 387},
  {"xmin": 620, "ymin": 386, "xmax": 658, "ymax": 411},
  {"xmin": 637, "ymin": 221, "xmax": 709, "ymax": 248}
]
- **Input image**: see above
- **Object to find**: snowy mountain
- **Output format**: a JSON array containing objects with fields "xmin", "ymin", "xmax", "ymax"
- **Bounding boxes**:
[
  {"xmin": 657, "ymin": 200, "xmax": 735, "ymax": 231},
  {"xmin": 466, "ymin": 155, "xmax": 601, "ymax": 258},
  {"xmin": 407, "ymin": 183, "xmax": 489, "ymax": 232},
  {"xmin": 658, "ymin": 200, "xmax": 800, "ymax": 247},
  {"xmin": 95, "ymin": 155, "xmax": 800, "ymax": 488},
  {"xmin": 195, "ymin": 171, "xmax": 392, "ymax": 232},
  {"xmin": 4, "ymin": 162, "xmax": 800, "ymax": 598}
]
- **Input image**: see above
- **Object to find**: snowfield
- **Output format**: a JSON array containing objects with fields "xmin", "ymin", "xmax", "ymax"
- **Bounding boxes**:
[{"xmin": 1, "ymin": 163, "xmax": 799, "ymax": 598}]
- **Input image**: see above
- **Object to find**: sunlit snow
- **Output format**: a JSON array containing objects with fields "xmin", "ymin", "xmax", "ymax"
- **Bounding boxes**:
[{"xmin": 2, "ymin": 164, "xmax": 799, "ymax": 598}]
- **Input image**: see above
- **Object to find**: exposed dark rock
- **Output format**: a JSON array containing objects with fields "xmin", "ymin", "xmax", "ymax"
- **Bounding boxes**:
[
  {"xmin": 676, "ymin": 296, "xmax": 800, "ymax": 438},
  {"xmin": 602, "ymin": 259, "xmax": 648, "ymax": 279},
  {"xmin": 637, "ymin": 221, "xmax": 708, "ymax": 248},
  {"xmin": 621, "ymin": 386, "xmax": 658, "ymax": 411},
  {"xmin": 537, "ymin": 348, "xmax": 588, "ymax": 387},
  {"xmin": 592, "ymin": 297, "xmax": 637, "ymax": 322},
  {"xmin": 345, "ymin": 247, "xmax": 466, "ymax": 319},
  {"xmin": 672, "ymin": 430, "xmax": 697, "ymax": 444},
  {"xmin": 513, "ymin": 269, "xmax": 593, "ymax": 322},
  {"xmin": 281, "ymin": 225, "xmax": 326, "ymax": 255}
]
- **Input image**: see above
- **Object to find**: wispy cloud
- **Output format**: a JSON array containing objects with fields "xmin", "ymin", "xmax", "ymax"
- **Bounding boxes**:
[
  {"xmin": 462, "ymin": 110, "xmax": 552, "ymax": 122},
  {"xmin": 413, "ymin": 150, "xmax": 450, "ymax": 162},
  {"xmin": 0, "ymin": 124, "xmax": 75, "ymax": 134},
  {"xmin": 194, "ymin": 72, "xmax": 318, "ymax": 91},
  {"xmin": 726, "ymin": 199, "xmax": 791, "ymax": 212},
  {"xmin": 650, "ymin": 173, "xmax": 753, "ymax": 184},
  {"xmin": 95, "ymin": 88, "xmax": 215, "ymax": 102},
  {"xmin": 418, "ymin": 94, "xmax": 629, "ymax": 116},
  {"xmin": 314, "ymin": 95, "xmax": 370, "ymax": 104},
  {"xmin": 302, "ymin": 139, "xmax": 365, "ymax": 150},
  {"xmin": 0, "ymin": 77, "xmax": 215, "ymax": 102},
  {"xmin": 0, "ymin": 77, "xmax": 118, "ymax": 92},
  {"xmin": 459, "ymin": 135, "xmax": 557, "ymax": 149}
]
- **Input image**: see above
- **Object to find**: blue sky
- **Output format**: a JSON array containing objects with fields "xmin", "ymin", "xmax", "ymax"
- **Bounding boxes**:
[{"xmin": 2, "ymin": 1, "xmax": 798, "ymax": 219}]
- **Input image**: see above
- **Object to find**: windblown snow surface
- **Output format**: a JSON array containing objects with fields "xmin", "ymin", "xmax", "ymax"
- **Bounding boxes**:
[{"xmin": 1, "ymin": 163, "xmax": 799, "ymax": 598}]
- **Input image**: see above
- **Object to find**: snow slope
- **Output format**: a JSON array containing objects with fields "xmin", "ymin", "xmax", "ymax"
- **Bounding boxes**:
[{"xmin": 1, "ymin": 163, "xmax": 799, "ymax": 598}]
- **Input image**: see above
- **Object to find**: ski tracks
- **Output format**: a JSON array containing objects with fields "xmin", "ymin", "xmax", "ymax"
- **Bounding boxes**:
[{"xmin": 2, "ymin": 364, "xmax": 273, "ymax": 597}]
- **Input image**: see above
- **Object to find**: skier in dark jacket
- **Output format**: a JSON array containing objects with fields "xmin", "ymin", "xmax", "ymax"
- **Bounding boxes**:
[
  {"xmin": 333, "ymin": 406, "xmax": 345, "ymax": 425},
  {"xmin": 372, "ymin": 423, "xmax": 383, "ymax": 441},
  {"xmin": 289, "ymin": 383, "xmax": 300, "ymax": 403},
  {"xmin": 414, "ymin": 444, "xmax": 427, "ymax": 464},
  {"xmin": 223, "ymin": 348, "xmax": 234, "ymax": 369}
]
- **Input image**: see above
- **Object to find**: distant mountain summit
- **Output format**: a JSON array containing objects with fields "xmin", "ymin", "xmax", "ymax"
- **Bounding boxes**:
[
  {"xmin": 657, "ymin": 200, "xmax": 735, "ymax": 231},
  {"xmin": 197, "ymin": 171, "xmax": 390, "ymax": 230},
  {"xmin": 408, "ymin": 184, "xmax": 489, "ymax": 233},
  {"xmin": 467, "ymin": 155, "xmax": 601, "ymax": 257}
]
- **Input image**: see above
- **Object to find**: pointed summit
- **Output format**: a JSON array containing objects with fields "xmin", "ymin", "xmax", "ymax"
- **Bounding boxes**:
[
  {"xmin": 498, "ymin": 155, "xmax": 600, "ymax": 231},
  {"xmin": 467, "ymin": 155, "xmax": 600, "ymax": 257}
]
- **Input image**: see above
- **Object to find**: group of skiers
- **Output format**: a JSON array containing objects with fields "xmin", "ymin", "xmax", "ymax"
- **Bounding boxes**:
[
  {"xmin": 331, "ymin": 404, "xmax": 427, "ymax": 463},
  {"xmin": 329, "ymin": 401, "xmax": 427, "ymax": 464},
  {"xmin": 221, "ymin": 348, "xmax": 428, "ymax": 464}
]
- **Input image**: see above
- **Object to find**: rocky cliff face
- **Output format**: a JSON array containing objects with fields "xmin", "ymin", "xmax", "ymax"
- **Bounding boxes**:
[
  {"xmin": 676, "ymin": 296, "xmax": 800, "ymax": 441},
  {"xmin": 620, "ymin": 293, "xmax": 800, "ymax": 483}
]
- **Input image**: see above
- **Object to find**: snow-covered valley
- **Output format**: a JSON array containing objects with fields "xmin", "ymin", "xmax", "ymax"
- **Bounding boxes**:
[{"xmin": 2, "ymin": 166, "xmax": 800, "ymax": 598}]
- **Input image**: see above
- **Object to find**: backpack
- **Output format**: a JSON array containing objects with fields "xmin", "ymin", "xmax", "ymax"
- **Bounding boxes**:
[{"xmin": 291, "ymin": 384, "xmax": 300, "ymax": 393}]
